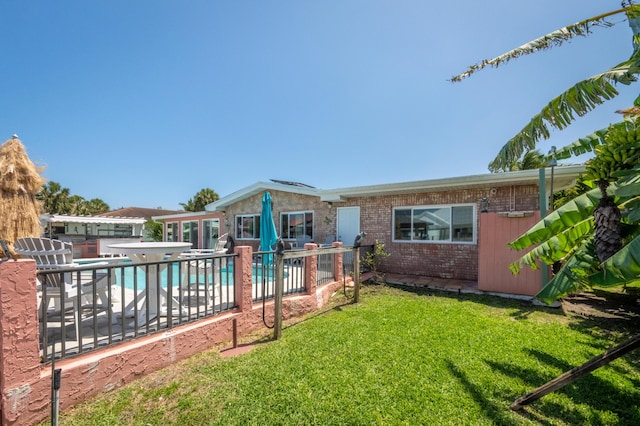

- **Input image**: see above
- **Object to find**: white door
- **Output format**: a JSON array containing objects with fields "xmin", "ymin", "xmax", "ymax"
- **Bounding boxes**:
[{"xmin": 337, "ymin": 206, "xmax": 360, "ymax": 246}]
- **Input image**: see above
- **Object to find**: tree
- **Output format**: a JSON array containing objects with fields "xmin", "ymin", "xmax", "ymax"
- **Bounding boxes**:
[
  {"xmin": 453, "ymin": 4, "xmax": 640, "ymax": 302},
  {"xmin": 84, "ymin": 198, "xmax": 110, "ymax": 215},
  {"xmin": 145, "ymin": 220, "xmax": 163, "ymax": 242},
  {"xmin": 38, "ymin": 181, "xmax": 71, "ymax": 214},
  {"xmin": 180, "ymin": 188, "xmax": 219, "ymax": 212},
  {"xmin": 37, "ymin": 181, "xmax": 110, "ymax": 215},
  {"xmin": 489, "ymin": 149, "xmax": 547, "ymax": 173}
]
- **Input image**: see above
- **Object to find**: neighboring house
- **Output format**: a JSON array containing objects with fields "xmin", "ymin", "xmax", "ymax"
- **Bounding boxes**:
[
  {"xmin": 41, "ymin": 207, "xmax": 182, "ymax": 258},
  {"xmin": 156, "ymin": 166, "xmax": 585, "ymax": 296}
]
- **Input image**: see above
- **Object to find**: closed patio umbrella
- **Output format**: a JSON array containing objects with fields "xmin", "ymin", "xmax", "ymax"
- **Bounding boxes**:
[
  {"xmin": 0, "ymin": 135, "xmax": 45, "ymax": 255},
  {"xmin": 259, "ymin": 191, "xmax": 278, "ymax": 256}
]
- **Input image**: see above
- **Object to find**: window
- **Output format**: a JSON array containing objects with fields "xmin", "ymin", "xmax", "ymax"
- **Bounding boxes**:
[
  {"xmin": 280, "ymin": 211, "xmax": 313, "ymax": 240},
  {"xmin": 236, "ymin": 215, "xmax": 260, "ymax": 239},
  {"xmin": 182, "ymin": 221, "xmax": 199, "ymax": 248},
  {"xmin": 166, "ymin": 222, "xmax": 179, "ymax": 242},
  {"xmin": 203, "ymin": 219, "xmax": 220, "ymax": 249},
  {"xmin": 393, "ymin": 205, "xmax": 475, "ymax": 243}
]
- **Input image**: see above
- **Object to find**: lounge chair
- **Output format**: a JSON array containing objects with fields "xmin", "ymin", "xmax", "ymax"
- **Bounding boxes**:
[
  {"xmin": 14, "ymin": 237, "xmax": 113, "ymax": 338},
  {"xmin": 214, "ymin": 233, "xmax": 228, "ymax": 252},
  {"xmin": 292, "ymin": 235, "xmax": 313, "ymax": 250}
]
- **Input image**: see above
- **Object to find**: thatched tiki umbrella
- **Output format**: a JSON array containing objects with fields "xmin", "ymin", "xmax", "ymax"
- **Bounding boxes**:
[{"xmin": 0, "ymin": 135, "xmax": 46, "ymax": 254}]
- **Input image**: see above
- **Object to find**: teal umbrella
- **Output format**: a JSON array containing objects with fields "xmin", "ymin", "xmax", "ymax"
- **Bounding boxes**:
[{"xmin": 260, "ymin": 191, "xmax": 278, "ymax": 253}]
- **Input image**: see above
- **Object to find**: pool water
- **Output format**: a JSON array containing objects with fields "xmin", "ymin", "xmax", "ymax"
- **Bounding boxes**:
[{"xmin": 111, "ymin": 262, "xmax": 281, "ymax": 290}]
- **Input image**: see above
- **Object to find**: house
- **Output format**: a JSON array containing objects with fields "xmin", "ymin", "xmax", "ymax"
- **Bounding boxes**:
[
  {"xmin": 155, "ymin": 166, "xmax": 585, "ymax": 296},
  {"xmin": 151, "ymin": 210, "xmax": 226, "ymax": 251},
  {"xmin": 41, "ymin": 207, "xmax": 182, "ymax": 258}
]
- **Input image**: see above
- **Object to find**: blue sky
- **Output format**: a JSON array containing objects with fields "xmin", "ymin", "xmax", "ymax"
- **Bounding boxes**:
[{"xmin": 1, "ymin": 1, "xmax": 638, "ymax": 210}]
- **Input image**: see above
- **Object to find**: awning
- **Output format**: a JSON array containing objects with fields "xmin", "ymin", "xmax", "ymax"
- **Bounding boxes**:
[{"xmin": 40, "ymin": 214, "xmax": 147, "ymax": 225}]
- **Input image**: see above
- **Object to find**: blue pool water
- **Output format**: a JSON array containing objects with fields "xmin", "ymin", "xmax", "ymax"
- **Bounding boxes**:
[{"xmin": 111, "ymin": 263, "xmax": 279, "ymax": 290}]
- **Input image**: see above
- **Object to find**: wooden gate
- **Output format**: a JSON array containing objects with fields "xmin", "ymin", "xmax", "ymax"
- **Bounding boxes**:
[{"xmin": 478, "ymin": 212, "xmax": 545, "ymax": 296}]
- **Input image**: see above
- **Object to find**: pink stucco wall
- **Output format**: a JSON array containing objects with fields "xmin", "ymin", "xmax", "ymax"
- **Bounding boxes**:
[{"xmin": 0, "ymin": 243, "xmax": 347, "ymax": 426}]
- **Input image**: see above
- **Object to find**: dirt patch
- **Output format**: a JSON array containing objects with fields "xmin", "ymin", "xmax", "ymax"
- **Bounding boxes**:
[{"xmin": 561, "ymin": 289, "xmax": 640, "ymax": 327}]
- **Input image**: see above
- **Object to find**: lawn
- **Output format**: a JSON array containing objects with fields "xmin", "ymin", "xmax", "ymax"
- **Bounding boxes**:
[{"xmin": 55, "ymin": 284, "xmax": 640, "ymax": 425}]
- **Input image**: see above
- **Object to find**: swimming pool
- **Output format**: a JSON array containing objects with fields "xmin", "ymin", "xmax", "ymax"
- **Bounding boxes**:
[{"xmin": 110, "ymin": 261, "xmax": 280, "ymax": 290}]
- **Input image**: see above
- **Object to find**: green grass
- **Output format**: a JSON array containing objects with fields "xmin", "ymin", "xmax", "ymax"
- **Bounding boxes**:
[{"xmin": 54, "ymin": 285, "xmax": 640, "ymax": 425}]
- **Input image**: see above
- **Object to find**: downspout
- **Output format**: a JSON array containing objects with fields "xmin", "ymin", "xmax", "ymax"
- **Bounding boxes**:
[{"xmin": 538, "ymin": 168, "xmax": 548, "ymax": 289}]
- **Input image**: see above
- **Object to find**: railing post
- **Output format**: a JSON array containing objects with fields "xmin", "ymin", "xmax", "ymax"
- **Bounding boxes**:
[
  {"xmin": 353, "ymin": 247, "xmax": 361, "ymax": 303},
  {"xmin": 274, "ymin": 251, "xmax": 284, "ymax": 340},
  {"xmin": 304, "ymin": 243, "xmax": 318, "ymax": 294},
  {"xmin": 332, "ymin": 241, "xmax": 344, "ymax": 283},
  {"xmin": 232, "ymin": 246, "xmax": 253, "ymax": 312}
]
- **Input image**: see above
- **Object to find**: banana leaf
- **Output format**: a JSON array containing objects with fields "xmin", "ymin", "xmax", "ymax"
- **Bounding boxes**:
[
  {"xmin": 535, "ymin": 240, "xmax": 597, "ymax": 304},
  {"xmin": 450, "ymin": 7, "xmax": 630, "ymax": 82},
  {"xmin": 510, "ymin": 218, "xmax": 594, "ymax": 273},
  {"xmin": 554, "ymin": 128, "xmax": 608, "ymax": 160},
  {"xmin": 509, "ymin": 188, "xmax": 603, "ymax": 249},
  {"xmin": 595, "ymin": 234, "xmax": 640, "ymax": 283},
  {"xmin": 489, "ymin": 58, "xmax": 640, "ymax": 170}
]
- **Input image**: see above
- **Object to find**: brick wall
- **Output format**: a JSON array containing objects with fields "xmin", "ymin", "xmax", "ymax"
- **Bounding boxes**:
[
  {"xmin": 340, "ymin": 184, "xmax": 539, "ymax": 280},
  {"xmin": 225, "ymin": 189, "xmax": 335, "ymax": 249}
]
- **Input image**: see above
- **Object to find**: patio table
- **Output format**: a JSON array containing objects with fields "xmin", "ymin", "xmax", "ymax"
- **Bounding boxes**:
[{"xmin": 108, "ymin": 242, "xmax": 191, "ymax": 325}]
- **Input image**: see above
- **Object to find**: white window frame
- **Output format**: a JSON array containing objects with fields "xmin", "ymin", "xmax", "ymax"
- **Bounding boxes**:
[
  {"xmin": 392, "ymin": 204, "xmax": 476, "ymax": 244},
  {"xmin": 235, "ymin": 214, "xmax": 260, "ymax": 240},
  {"xmin": 203, "ymin": 218, "xmax": 221, "ymax": 249},
  {"xmin": 280, "ymin": 211, "xmax": 314, "ymax": 240},
  {"xmin": 166, "ymin": 222, "xmax": 179, "ymax": 242}
]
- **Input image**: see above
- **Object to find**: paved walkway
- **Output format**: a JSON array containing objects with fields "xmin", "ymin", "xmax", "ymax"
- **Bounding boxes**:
[{"xmin": 384, "ymin": 273, "xmax": 481, "ymax": 294}]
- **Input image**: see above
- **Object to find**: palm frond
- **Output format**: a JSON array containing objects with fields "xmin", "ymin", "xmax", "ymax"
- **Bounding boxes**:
[{"xmin": 451, "ymin": 7, "xmax": 633, "ymax": 82}]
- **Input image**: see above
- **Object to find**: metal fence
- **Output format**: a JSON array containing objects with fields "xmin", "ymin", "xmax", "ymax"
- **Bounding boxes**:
[
  {"xmin": 37, "ymin": 253, "xmax": 237, "ymax": 362},
  {"xmin": 252, "ymin": 250, "xmax": 307, "ymax": 301}
]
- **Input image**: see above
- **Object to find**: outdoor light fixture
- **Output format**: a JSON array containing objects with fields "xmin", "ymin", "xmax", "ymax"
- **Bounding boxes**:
[
  {"xmin": 480, "ymin": 197, "xmax": 490, "ymax": 213},
  {"xmin": 327, "ymin": 202, "xmax": 333, "ymax": 209}
]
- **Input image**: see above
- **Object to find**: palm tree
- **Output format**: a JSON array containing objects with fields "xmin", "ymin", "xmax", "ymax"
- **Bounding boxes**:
[
  {"xmin": 38, "ymin": 181, "xmax": 72, "ymax": 214},
  {"xmin": 180, "ymin": 188, "xmax": 220, "ymax": 212},
  {"xmin": 489, "ymin": 149, "xmax": 547, "ymax": 173},
  {"xmin": 453, "ymin": 4, "xmax": 640, "ymax": 302},
  {"xmin": 84, "ymin": 198, "xmax": 110, "ymax": 215}
]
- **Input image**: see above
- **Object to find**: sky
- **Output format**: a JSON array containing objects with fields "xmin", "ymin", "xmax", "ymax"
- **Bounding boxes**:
[{"xmin": 2, "ymin": 1, "xmax": 639, "ymax": 211}]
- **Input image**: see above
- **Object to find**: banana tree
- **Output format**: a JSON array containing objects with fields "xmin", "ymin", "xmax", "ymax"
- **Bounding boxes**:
[{"xmin": 453, "ymin": 4, "xmax": 640, "ymax": 302}]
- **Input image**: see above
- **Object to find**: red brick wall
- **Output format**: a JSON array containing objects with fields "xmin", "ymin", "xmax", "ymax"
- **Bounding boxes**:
[{"xmin": 341, "ymin": 184, "xmax": 539, "ymax": 280}]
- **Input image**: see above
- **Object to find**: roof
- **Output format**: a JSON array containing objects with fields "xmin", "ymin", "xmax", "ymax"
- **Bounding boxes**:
[
  {"xmin": 100, "ymin": 207, "xmax": 183, "ymax": 221},
  {"xmin": 207, "ymin": 181, "xmax": 321, "ymax": 211},
  {"xmin": 206, "ymin": 165, "xmax": 586, "ymax": 208},
  {"xmin": 319, "ymin": 165, "xmax": 585, "ymax": 202}
]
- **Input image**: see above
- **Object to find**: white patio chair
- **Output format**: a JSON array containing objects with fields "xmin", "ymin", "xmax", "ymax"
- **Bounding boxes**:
[
  {"xmin": 214, "ymin": 233, "xmax": 229, "ymax": 253},
  {"xmin": 14, "ymin": 237, "xmax": 113, "ymax": 338}
]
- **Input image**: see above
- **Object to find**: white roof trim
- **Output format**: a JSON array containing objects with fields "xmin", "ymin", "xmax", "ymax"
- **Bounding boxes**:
[
  {"xmin": 200, "ymin": 165, "xmax": 586, "ymax": 209},
  {"xmin": 319, "ymin": 165, "xmax": 585, "ymax": 202},
  {"xmin": 152, "ymin": 211, "xmax": 222, "ymax": 220},
  {"xmin": 206, "ymin": 181, "xmax": 321, "ymax": 211},
  {"xmin": 41, "ymin": 214, "xmax": 147, "ymax": 225}
]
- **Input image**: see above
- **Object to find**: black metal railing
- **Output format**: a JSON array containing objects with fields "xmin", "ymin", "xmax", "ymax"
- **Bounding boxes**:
[{"xmin": 37, "ymin": 253, "xmax": 237, "ymax": 362}]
